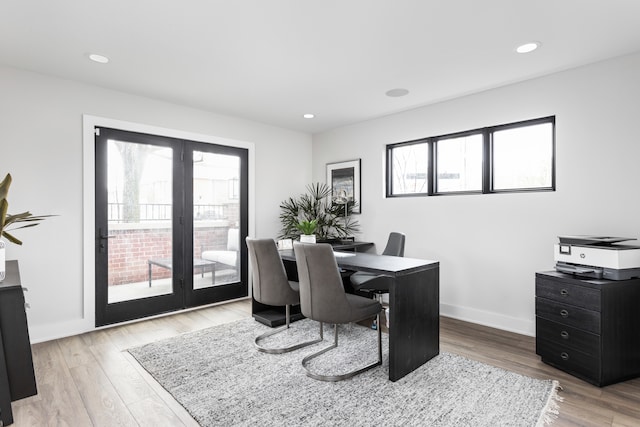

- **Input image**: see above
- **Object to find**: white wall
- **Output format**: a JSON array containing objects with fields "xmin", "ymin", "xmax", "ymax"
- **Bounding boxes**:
[
  {"xmin": 312, "ymin": 51, "xmax": 640, "ymax": 336},
  {"xmin": 0, "ymin": 65, "xmax": 312, "ymax": 343},
  {"xmin": 4, "ymin": 50, "xmax": 639, "ymax": 342}
]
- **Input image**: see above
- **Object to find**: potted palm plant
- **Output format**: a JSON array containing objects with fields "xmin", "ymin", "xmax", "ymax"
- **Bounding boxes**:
[
  {"xmin": 296, "ymin": 219, "xmax": 318, "ymax": 243},
  {"xmin": 279, "ymin": 182, "xmax": 359, "ymax": 241},
  {"xmin": 0, "ymin": 173, "xmax": 50, "ymax": 281}
]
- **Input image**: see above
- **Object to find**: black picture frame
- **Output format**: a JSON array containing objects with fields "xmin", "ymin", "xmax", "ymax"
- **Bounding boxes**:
[{"xmin": 326, "ymin": 159, "xmax": 361, "ymax": 214}]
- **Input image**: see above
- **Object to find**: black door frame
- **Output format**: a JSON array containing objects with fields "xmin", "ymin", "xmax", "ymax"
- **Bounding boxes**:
[
  {"xmin": 183, "ymin": 141, "xmax": 249, "ymax": 308},
  {"xmin": 95, "ymin": 126, "xmax": 248, "ymax": 326}
]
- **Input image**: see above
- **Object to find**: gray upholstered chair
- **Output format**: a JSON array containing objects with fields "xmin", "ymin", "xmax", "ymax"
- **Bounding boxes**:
[
  {"xmin": 246, "ymin": 238, "xmax": 322, "ymax": 354},
  {"xmin": 350, "ymin": 232, "xmax": 405, "ymax": 294},
  {"xmin": 293, "ymin": 242, "xmax": 383, "ymax": 381}
]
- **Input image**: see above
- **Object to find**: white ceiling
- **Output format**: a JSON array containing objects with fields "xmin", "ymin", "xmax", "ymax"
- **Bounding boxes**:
[{"xmin": 2, "ymin": 1, "xmax": 640, "ymax": 134}]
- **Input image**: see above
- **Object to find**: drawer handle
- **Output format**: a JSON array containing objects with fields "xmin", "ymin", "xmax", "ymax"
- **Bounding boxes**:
[
  {"xmin": 560, "ymin": 289, "xmax": 569, "ymax": 296},
  {"xmin": 560, "ymin": 309, "xmax": 569, "ymax": 318},
  {"xmin": 561, "ymin": 352, "xmax": 569, "ymax": 361},
  {"xmin": 560, "ymin": 330, "xmax": 569, "ymax": 339}
]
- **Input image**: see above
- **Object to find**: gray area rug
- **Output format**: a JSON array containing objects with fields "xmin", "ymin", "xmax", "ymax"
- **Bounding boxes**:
[{"xmin": 128, "ymin": 318, "xmax": 561, "ymax": 426}]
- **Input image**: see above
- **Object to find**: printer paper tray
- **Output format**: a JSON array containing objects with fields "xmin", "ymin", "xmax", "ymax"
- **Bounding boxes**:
[{"xmin": 555, "ymin": 261, "xmax": 640, "ymax": 281}]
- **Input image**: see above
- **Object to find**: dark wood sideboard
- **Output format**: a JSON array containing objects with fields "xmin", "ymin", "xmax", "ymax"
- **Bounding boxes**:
[
  {"xmin": 0, "ymin": 261, "xmax": 38, "ymax": 425},
  {"xmin": 535, "ymin": 271, "xmax": 640, "ymax": 387}
]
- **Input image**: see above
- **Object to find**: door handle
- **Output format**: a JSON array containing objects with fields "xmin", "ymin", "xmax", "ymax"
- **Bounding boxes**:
[
  {"xmin": 98, "ymin": 228, "xmax": 115, "ymax": 251},
  {"xmin": 98, "ymin": 227, "xmax": 116, "ymax": 240}
]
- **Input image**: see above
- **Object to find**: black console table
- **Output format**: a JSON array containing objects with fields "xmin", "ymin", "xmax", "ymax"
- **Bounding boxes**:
[
  {"xmin": 0, "ymin": 261, "xmax": 38, "ymax": 425},
  {"xmin": 535, "ymin": 271, "xmax": 640, "ymax": 386}
]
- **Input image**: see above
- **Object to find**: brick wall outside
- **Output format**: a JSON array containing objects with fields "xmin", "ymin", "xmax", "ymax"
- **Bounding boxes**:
[{"xmin": 108, "ymin": 225, "xmax": 231, "ymax": 286}]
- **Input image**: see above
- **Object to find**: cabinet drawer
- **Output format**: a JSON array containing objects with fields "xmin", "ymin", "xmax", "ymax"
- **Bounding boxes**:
[
  {"xmin": 536, "ymin": 277, "xmax": 600, "ymax": 311},
  {"xmin": 536, "ymin": 297, "xmax": 601, "ymax": 334},
  {"xmin": 537, "ymin": 337, "xmax": 600, "ymax": 383},
  {"xmin": 536, "ymin": 316, "xmax": 600, "ymax": 357}
]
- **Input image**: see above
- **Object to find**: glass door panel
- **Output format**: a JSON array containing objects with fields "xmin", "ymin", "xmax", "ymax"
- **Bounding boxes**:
[
  {"xmin": 107, "ymin": 140, "xmax": 174, "ymax": 303},
  {"xmin": 193, "ymin": 151, "xmax": 241, "ymax": 290}
]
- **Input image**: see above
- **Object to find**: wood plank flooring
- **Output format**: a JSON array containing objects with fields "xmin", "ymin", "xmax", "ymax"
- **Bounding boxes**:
[{"xmin": 10, "ymin": 300, "xmax": 640, "ymax": 426}]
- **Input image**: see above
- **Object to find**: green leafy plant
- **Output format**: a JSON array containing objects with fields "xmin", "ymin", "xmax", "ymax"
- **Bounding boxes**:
[
  {"xmin": 0, "ymin": 173, "xmax": 51, "ymax": 245},
  {"xmin": 279, "ymin": 182, "xmax": 359, "ymax": 240},
  {"xmin": 295, "ymin": 219, "xmax": 318, "ymax": 235}
]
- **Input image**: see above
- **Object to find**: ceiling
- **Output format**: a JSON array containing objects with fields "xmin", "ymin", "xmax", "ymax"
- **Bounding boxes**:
[{"xmin": 2, "ymin": 1, "xmax": 640, "ymax": 134}]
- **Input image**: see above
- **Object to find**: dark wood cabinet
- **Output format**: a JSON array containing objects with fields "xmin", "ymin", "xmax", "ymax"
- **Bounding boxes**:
[
  {"xmin": 535, "ymin": 271, "xmax": 640, "ymax": 387},
  {"xmin": 0, "ymin": 261, "xmax": 38, "ymax": 425}
]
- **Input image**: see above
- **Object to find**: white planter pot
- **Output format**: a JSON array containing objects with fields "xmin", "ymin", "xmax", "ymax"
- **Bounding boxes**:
[
  {"xmin": 300, "ymin": 234, "xmax": 316, "ymax": 244},
  {"xmin": 0, "ymin": 240, "xmax": 5, "ymax": 282}
]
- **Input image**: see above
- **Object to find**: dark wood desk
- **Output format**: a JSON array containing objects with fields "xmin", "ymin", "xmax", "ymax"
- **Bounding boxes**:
[{"xmin": 278, "ymin": 249, "xmax": 440, "ymax": 382}]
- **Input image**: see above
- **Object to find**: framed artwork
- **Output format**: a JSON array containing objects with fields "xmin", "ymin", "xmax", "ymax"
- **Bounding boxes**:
[{"xmin": 326, "ymin": 159, "xmax": 361, "ymax": 214}]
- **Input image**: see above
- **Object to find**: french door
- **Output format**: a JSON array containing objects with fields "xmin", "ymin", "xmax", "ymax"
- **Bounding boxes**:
[{"xmin": 95, "ymin": 127, "xmax": 248, "ymax": 326}]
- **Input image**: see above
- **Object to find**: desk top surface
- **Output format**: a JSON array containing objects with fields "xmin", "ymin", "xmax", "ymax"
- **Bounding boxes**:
[{"xmin": 279, "ymin": 248, "xmax": 438, "ymax": 276}]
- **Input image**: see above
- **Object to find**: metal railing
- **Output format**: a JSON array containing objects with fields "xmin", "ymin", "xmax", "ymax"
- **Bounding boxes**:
[{"xmin": 108, "ymin": 203, "xmax": 225, "ymax": 222}]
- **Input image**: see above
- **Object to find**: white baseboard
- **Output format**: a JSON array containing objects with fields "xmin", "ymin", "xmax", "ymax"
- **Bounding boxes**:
[
  {"xmin": 29, "ymin": 318, "xmax": 93, "ymax": 344},
  {"xmin": 28, "ymin": 296, "xmax": 252, "ymax": 344},
  {"xmin": 440, "ymin": 303, "xmax": 535, "ymax": 337},
  {"xmin": 30, "ymin": 301, "xmax": 533, "ymax": 344}
]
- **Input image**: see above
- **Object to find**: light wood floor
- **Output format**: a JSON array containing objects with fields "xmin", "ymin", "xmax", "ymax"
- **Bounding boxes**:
[{"xmin": 11, "ymin": 300, "xmax": 640, "ymax": 426}]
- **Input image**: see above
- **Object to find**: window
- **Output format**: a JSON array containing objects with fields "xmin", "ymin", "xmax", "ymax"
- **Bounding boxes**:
[
  {"xmin": 435, "ymin": 133, "xmax": 483, "ymax": 193},
  {"xmin": 389, "ymin": 142, "xmax": 429, "ymax": 195},
  {"xmin": 386, "ymin": 116, "xmax": 555, "ymax": 197},
  {"xmin": 492, "ymin": 122, "xmax": 554, "ymax": 190}
]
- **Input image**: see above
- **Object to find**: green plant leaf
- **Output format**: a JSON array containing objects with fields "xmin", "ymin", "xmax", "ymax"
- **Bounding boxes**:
[
  {"xmin": 0, "ymin": 173, "xmax": 11, "ymax": 201},
  {"xmin": 0, "ymin": 199, "xmax": 7, "ymax": 232},
  {"xmin": 1, "ymin": 229, "xmax": 22, "ymax": 245},
  {"xmin": 0, "ymin": 173, "xmax": 54, "ymax": 246},
  {"xmin": 295, "ymin": 219, "xmax": 318, "ymax": 235}
]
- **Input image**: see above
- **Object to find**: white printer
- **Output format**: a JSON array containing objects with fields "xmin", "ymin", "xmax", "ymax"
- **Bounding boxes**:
[{"xmin": 554, "ymin": 235, "xmax": 640, "ymax": 280}]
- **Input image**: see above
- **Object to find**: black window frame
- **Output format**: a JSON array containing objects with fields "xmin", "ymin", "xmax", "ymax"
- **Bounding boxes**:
[
  {"xmin": 386, "ymin": 116, "xmax": 555, "ymax": 197},
  {"xmin": 433, "ymin": 129, "xmax": 484, "ymax": 195}
]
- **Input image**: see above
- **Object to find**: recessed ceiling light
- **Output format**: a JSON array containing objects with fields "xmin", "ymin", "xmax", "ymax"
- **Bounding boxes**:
[
  {"xmin": 515, "ymin": 42, "xmax": 541, "ymax": 54},
  {"xmin": 385, "ymin": 88, "xmax": 409, "ymax": 97},
  {"xmin": 303, "ymin": 113, "xmax": 315, "ymax": 119},
  {"xmin": 88, "ymin": 53, "xmax": 109, "ymax": 64}
]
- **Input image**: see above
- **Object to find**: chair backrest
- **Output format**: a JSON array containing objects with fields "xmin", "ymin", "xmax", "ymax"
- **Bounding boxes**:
[
  {"xmin": 228, "ymin": 228, "xmax": 240, "ymax": 251},
  {"xmin": 246, "ymin": 238, "xmax": 299, "ymax": 307},
  {"xmin": 382, "ymin": 232, "xmax": 405, "ymax": 257},
  {"xmin": 293, "ymin": 242, "xmax": 351, "ymax": 323}
]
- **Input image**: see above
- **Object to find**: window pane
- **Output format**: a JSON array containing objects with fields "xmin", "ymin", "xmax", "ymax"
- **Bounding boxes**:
[
  {"xmin": 493, "ymin": 123, "xmax": 553, "ymax": 190},
  {"xmin": 390, "ymin": 143, "xmax": 428, "ymax": 194},
  {"xmin": 436, "ymin": 134, "xmax": 482, "ymax": 192}
]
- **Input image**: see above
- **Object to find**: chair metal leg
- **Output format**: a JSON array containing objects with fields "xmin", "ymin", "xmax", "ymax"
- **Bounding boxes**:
[
  {"xmin": 254, "ymin": 305, "xmax": 324, "ymax": 354},
  {"xmin": 302, "ymin": 312, "xmax": 383, "ymax": 382}
]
